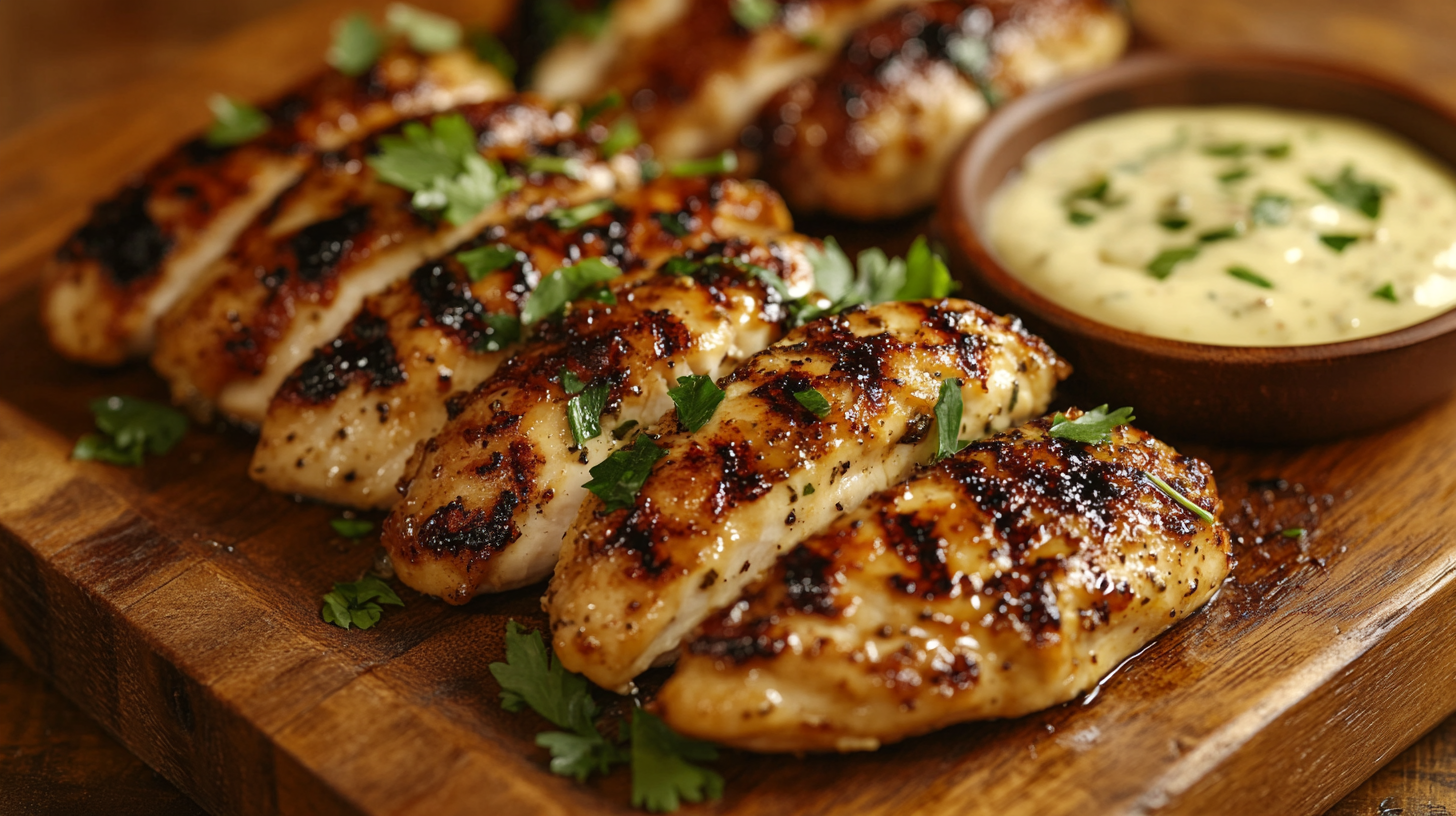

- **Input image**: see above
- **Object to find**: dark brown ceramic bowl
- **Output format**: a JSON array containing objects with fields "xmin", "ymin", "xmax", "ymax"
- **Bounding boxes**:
[{"xmin": 941, "ymin": 52, "xmax": 1456, "ymax": 445}]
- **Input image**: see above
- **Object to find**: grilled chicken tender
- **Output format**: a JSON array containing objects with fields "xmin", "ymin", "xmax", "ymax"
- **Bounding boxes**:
[
  {"xmin": 382, "ymin": 239, "xmax": 816, "ymax": 600},
  {"xmin": 43, "ymin": 45, "xmax": 508, "ymax": 366},
  {"xmin": 252, "ymin": 176, "xmax": 795, "ymax": 508},
  {"xmin": 656, "ymin": 414, "xmax": 1232, "ymax": 752},
  {"xmin": 548, "ymin": 299, "xmax": 1069, "ymax": 691},
  {"xmin": 531, "ymin": 0, "xmax": 906, "ymax": 160},
  {"xmin": 761, "ymin": 0, "xmax": 1128, "ymax": 219},
  {"xmin": 152, "ymin": 97, "xmax": 637, "ymax": 426}
]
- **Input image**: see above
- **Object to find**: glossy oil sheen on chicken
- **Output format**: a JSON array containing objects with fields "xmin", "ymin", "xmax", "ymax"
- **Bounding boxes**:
[
  {"xmin": 380, "ymin": 238, "xmax": 817, "ymax": 600},
  {"xmin": 531, "ymin": 0, "xmax": 906, "ymax": 159},
  {"xmin": 252, "ymin": 176, "xmax": 796, "ymax": 508},
  {"xmin": 654, "ymin": 413, "xmax": 1232, "ymax": 752},
  {"xmin": 152, "ymin": 97, "xmax": 638, "ymax": 426},
  {"xmin": 43, "ymin": 45, "xmax": 508, "ymax": 366},
  {"xmin": 547, "ymin": 299, "xmax": 1070, "ymax": 691},
  {"xmin": 760, "ymin": 0, "xmax": 1127, "ymax": 219}
]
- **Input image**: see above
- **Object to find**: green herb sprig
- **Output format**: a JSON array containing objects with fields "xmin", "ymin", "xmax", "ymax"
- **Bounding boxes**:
[
  {"xmin": 1049, "ymin": 405, "xmax": 1134, "ymax": 444},
  {"xmin": 668, "ymin": 375, "xmax": 726, "ymax": 432},
  {"xmin": 1309, "ymin": 165, "xmax": 1386, "ymax": 219},
  {"xmin": 205, "ymin": 95, "xmax": 270, "ymax": 147},
  {"xmin": 321, "ymin": 575, "xmax": 403, "ymax": 630},
  {"xmin": 368, "ymin": 113, "xmax": 520, "ymax": 224},
  {"xmin": 1227, "ymin": 265, "xmax": 1273, "ymax": 289},
  {"xmin": 729, "ymin": 0, "xmax": 779, "ymax": 30},
  {"xmin": 331, "ymin": 517, "xmax": 375, "ymax": 539},
  {"xmin": 456, "ymin": 243, "xmax": 519, "ymax": 281},
  {"xmin": 584, "ymin": 435, "xmax": 666, "ymax": 511},
  {"xmin": 475, "ymin": 314, "xmax": 523, "ymax": 352},
  {"xmin": 520, "ymin": 257, "xmax": 622, "ymax": 324},
  {"xmin": 328, "ymin": 13, "xmax": 385, "ymax": 76},
  {"xmin": 568, "ymin": 384, "xmax": 611, "ymax": 448},
  {"xmin": 931, "ymin": 378, "xmax": 969, "ymax": 463},
  {"xmin": 72, "ymin": 396, "xmax": 188, "ymax": 467},
  {"xmin": 385, "ymin": 3, "xmax": 462, "ymax": 53},
  {"xmin": 1143, "ymin": 471, "xmax": 1216, "ymax": 524},
  {"xmin": 792, "ymin": 387, "xmax": 831, "ymax": 419}
]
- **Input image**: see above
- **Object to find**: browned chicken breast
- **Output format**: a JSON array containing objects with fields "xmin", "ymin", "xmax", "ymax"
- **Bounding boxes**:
[
  {"xmin": 381, "ymin": 238, "xmax": 817, "ymax": 600},
  {"xmin": 547, "ymin": 299, "xmax": 1069, "ymax": 691},
  {"xmin": 152, "ymin": 97, "xmax": 639, "ymax": 426},
  {"xmin": 655, "ymin": 413, "xmax": 1232, "ymax": 752},
  {"xmin": 43, "ymin": 45, "xmax": 509, "ymax": 366},
  {"xmin": 760, "ymin": 0, "xmax": 1128, "ymax": 219},
  {"xmin": 531, "ymin": 0, "xmax": 906, "ymax": 159},
  {"xmin": 251, "ymin": 176, "xmax": 796, "ymax": 508}
]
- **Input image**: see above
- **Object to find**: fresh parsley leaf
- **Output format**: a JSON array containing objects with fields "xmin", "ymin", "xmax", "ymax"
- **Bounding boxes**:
[
  {"xmin": 538, "ymin": 730, "xmax": 626, "ymax": 782},
  {"xmin": 1198, "ymin": 224, "xmax": 1243, "ymax": 243},
  {"xmin": 1157, "ymin": 212, "xmax": 1190, "ymax": 231},
  {"xmin": 537, "ymin": 0, "xmax": 612, "ymax": 47},
  {"xmin": 584, "ymin": 435, "xmax": 666, "ymax": 511},
  {"xmin": 1281, "ymin": 527, "xmax": 1306, "ymax": 538},
  {"xmin": 1068, "ymin": 210, "xmax": 1096, "ymax": 226},
  {"xmin": 1227, "ymin": 265, "xmax": 1273, "ymax": 289},
  {"xmin": 385, "ymin": 3, "xmax": 462, "ymax": 53},
  {"xmin": 1309, "ymin": 165, "xmax": 1385, "ymax": 218},
  {"xmin": 475, "ymin": 313, "xmax": 522, "ymax": 352},
  {"xmin": 331, "ymin": 517, "xmax": 374, "ymax": 538},
  {"xmin": 1372, "ymin": 282, "xmax": 1399, "ymax": 303},
  {"xmin": 792, "ymin": 387, "xmax": 831, "ymax": 419},
  {"xmin": 612, "ymin": 419, "xmax": 639, "ymax": 440},
  {"xmin": 1218, "ymin": 166, "xmax": 1252, "ymax": 184},
  {"xmin": 668, "ymin": 375, "xmax": 725, "ymax": 432},
  {"xmin": 523, "ymin": 154, "xmax": 587, "ymax": 179},
  {"xmin": 567, "ymin": 384, "xmax": 610, "ymax": 448},
  {"xmin": 662, "ymin": 256, "xmax": 700, "ymax": 277},
  {"xmin": 560, "ymin": 367, "xmax": 587, "ymax": 395},
  {"xmin": 456, "ymin": 243, "xmax": 518, "ymax": 281},
  {"xmin": 1146, "ymin": 246, "xmax": 1200, "ymax": 280},
  {"xmin": 1142, "ymin": 471, "xmax": 1216, "ymax": 524},
  {"xmin": 547, "ymin": 198, "xmax": 616, "ymax": 230},
  {"xmin": 600, "ymin": 116, "xmax": 642, "ymax": 157},
  {"xmin": 468, "ymin": 29, "xmax": 517, "ymax": 80},
  {"xmin": 205, "ymin": 95, "xmax": 270, "ymax": 147},
  {"xmin": 1251, "ymin": 192, "xmax": 1292, "ymax": 227},
  {"xmin": 729, "ymin": 0, "xmax": 778, "ymax": 29},
  {"xmin": 520, "ymin": 257, "xmax": 622, "ymax": 324},
  {"xmin": 1061, "ymin": 174, "xmax": 1120, "ymax": 224},
  {"xmin": 328, "ymin": 13, "xmax": 385, "ymax": 77},
  {"xmin": 1049, "ymin": 405, "xmax": 1134, "ymax": 444},
  {"xmin": 944, "ymin": 34, "xmax": 1002, "ymax": 107},
  {"xmin": 1262, "ymin": 142, "xmax": 1291, "ymax": 159},
  {"xmin": 804, "ymin": 237, "xmax": 855, "ymax": 302},
  {"xmin": 1202, "ymin": 142, "xmax": 1247, "ymax": 158},
  {"xmin": 802, "ymin": 483, "xmax": 815, "ymax": 495},
  {"xmin": 932, "ymin": 378, "xmax": 967, "ymax": 462},
  {"xmin": 896, "ymin": 236, "xmax": 954, "ymax": 300},
  {"xmin": 71, "ymin": 396, "xmax": 188, "ymax": 467},
  {"xmin": 1318, "ymin": 233, "xmax": 1360, "ymax": 253},
  {"xmin": 631, "ymin": 708, "xmax": 724, "ymax": 813},
  {"xmin": 321, "ymin": 574, "xmax": 403, "ymax": 630},
  {"xmin": 668, "ymin": 150, "xmax": 738, "ymax": 178},
  {"xmin": 581, "ymin": 90, "xmax": 623, "ymax": 126},
  {"xmin": 853, "ymin": 247, "xmax": 906, "ymax": 304},
  {"xmin": 655, "ymin": 212, "xmax": 690, "ymax": 237},
  {"xmin": 368, "ymin": 114, "xmax": 519, "ymax": 225}
]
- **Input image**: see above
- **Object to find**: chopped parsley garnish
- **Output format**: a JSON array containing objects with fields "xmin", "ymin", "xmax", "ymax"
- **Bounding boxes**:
[
  {"xmin": 801, "ymin": 235, "xmax": 952, "ymax": 321},
  {"xmin": 520, "ymin": 257, "xmax": 622, "ymax": 324},
  {"xmin": 1217, "ymin": 166, "xmax": 1252, "ymax": 184},
  {"xmin": 581, "ymin": 91, "xmax": 623, "ymax": 126},
  {"xmin": 560, "ymin": 367, "xmax": 587, "ymax": 394},
  {"xmin": 668, "ymin": 150, "xmax": 738, "ymax": 178},
  {"xmin": 321, "ymin": 575, "xmax": 403, "ymax": 630},
  {"xmin": 385, "ymin": 3, "xmax": 462, "ymax": 53},
  {"xmin": 547, "ymin": 198, "xmax": 616, "ymax": 230},
  {"xmin": 1157, "ymin": 212, "xmax": 1190, "ymax": 231},
  {"xmin": 729, "ymin": 0, "xmax": 779, "ymax": 30},
  {"xmin": 468, "ymin": 29, "xmax": 517, "ymax": 80},
  {"xmin": 205, "ymin": 95, "xmax": 270, "ymax": 147},
  {"xmin": 612, "ymin": 419, "xmax": 639, "ymax": 440},
  {"xmin": 792, "ymin": 387, "xmax": 831, "ymax": 419},
  {"xmin": 475, "ymin": 314, "xmax": 522, "ymax": 352},
  {"xmin": 601, "ymin": 116, "xmax": 642, "ymax": 157},
  {"xmin": 567, "ymin": 384, "xmax": 610, "ymax": 448},
  {"xmin": 631, "ymin": 708, "xmax": 724, "ymax": 812},
  {"xmin": 1146, "ymin": 246, "xmax": 1200, "ymax": 280},
  {"xmin": 1202, "ymin": 142, "xmax": 1248, "ymax": 158},
  {"xmin": 662, "ymin": 256, "xmax": 699, "ymax": 277},
  {"xmin": 897, "ymin": 236, "xmax": 954, "ymax": 300},
  {"xmin": 1227, "ymin": 265, "xmax": 1274, "ymax": 289},
  {"xmin": 537, "ymin": 0, "xmax": 612, "ymax": 47},
  {"xmin": 584, "ymin": 435, "xmax": 666, "ymax": 511},
  {"xmin": 1373, "ymin": 282, "xmax": 1399, "ymax": 303},
  {"xmin": 1281, "ymin": 527, "xmax": 1306, "ymax": 538},
  {"xmin": 1062, "ymin": 174, "xmax": 1121, "ymax": 224},
  {"xmin": 1068, "ymin": 211, "xmax": 1096, "ymax": 226},
  {"xmin": 655, "ymin": 212, "xmax": 690, "ymax": 237},
  {"xmin": 1263, "ymin": 142, "xmax": 1291, "ymax": 159},
  {"xmin": 328, "ymin": 13, "xmax": 384, "ymax": 77},
  {"xmin": 1318, "ymin": 234, "xmax": 1360, "ymax": 253},
  {"xmin": 72, "ymin": 396, "xmax": 188, "ymax": 467},
  {"xmin": 1251, "ymin": 192, "xmax": 1292, "ymax": 227},
  {"xmin": 330, "ymin": 517, "xmax": 375, "ymax": 538},
  {"xmin": 931, "ymin": 378, "xmax": 968, "ymax": 462},
  {"xmin": 368, "ymin": 114, "xmax": 520, "ymax": 225},
  {"xmin": 1143, "ymin": 471, "xmax": 1216, "ymax": 524},
  {"xmin": 1049, "ymin": 405, "xmax": 1134, "ymax": 444},
  {"xmin": 944, "ymin": 34, "xmax": 1002, "ymax": 108},
  {"xmin": 668, "ymin": 375, "xmax": 725, "ymax": 432},
  {"xmin": 802, "ymin": 483, "xmax": 815, "ymax": 495},
  {"xmin": 1197, "ymin": 224, "xmax": 1243, "ymax": 243},
  {"xmin": 489, "ymin": 621, "xmax": 627, "ymax": 781},
  {"xmin": 1309, "ymin": 165, "xmax": 1385, "ymax": 218},
  {"xmin": 456, "ymin": 243, "xmax": 519, "ymax": 281},
  {"xmin": 523, "ymin": 154, "xmax": 587, "ymax": 179}
]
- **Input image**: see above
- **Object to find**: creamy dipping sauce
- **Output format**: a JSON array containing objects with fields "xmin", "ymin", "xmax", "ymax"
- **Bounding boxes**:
[{"xmin": 987, "ymin": 106, "xmax": 1456, "ymax": 345}]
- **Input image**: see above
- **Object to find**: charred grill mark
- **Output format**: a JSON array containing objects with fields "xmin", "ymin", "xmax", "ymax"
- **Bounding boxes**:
[
  {"xmin": 688, "ymin": 614, "xmax": 788, "ymax": 663},
  {"xmin": 290, "ymin": 204, "xmax": 371, "ymax": 284},
  {"xmin": 782, "ymin": 545, "xmax": 840, "ymax": 615},
  {"xmin": 61, "ymin": 184, "xmax": 173, "ymax": 286},
  {"xmin": 411, "ymin": 261, "xmax": 497, "ymax": 345},
  {"xmin": 884, "ymin": 513, "xmax": 954, "ymax": 599},
  {"xmin": 277, "ymin": 309, "xmax": 405, "ymax": 405},
  {"xmin": 417, "ymin": 493, "xmax": 521, "ymax": 557},
  {"xmin": 977, "ymin": 560, "xmax": 1067, "ymax": 646}
]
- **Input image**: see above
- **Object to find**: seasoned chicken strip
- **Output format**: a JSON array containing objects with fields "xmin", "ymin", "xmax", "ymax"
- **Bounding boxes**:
[
  {"xmin": 656, "ymin": 413, "xmax": 1232, "ymax": 752},
  {"xmin": 547, "ymin": 299, "xmax": 1069, "ymax": 691},
  {"xmin": 152, "ymin": 97, "xmax": 637, "ymax": 426},
  {"xmin": 382, "ymin": 239, "xmax": 816, "ymax": 600},
  {"xmin": 760, "ymin": 0, "xmax": 1128, "ymax": 219},
  {"xmin": 43, "ymin": 45, "xmax": 508, "ymax": 365},
  {"xmin": 531, "ymin": 0, "xmax": 905, "ymax": 159},
  {"xmin": 252, "ymin": 176, "xmax": 795, "ymax": 508}
]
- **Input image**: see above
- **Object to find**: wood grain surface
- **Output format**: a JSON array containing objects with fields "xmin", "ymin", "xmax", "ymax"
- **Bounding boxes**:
[{"xmin": 2, "ymin": 1, "xmax": 1456, "ymax": 815}]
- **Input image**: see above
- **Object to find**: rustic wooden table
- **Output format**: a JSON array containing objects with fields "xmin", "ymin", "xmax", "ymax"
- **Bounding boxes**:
[{"xmin": 0, "ymin": 0, "xmax": 1453, "ymax": 814}]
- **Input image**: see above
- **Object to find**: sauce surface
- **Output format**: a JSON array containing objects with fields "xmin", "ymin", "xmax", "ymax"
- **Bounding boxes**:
[{"xmin": 988, "ymin": 106, "xmax": 1456, "ymax": 346}]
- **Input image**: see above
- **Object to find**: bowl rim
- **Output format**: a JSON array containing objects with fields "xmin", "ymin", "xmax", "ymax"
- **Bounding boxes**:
[{"xmin": 942, "ymin": 49, "xmax": 1456, "ymax": 365}]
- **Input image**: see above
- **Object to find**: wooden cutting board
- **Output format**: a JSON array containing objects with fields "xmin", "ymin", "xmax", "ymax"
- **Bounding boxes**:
[{"xmin": 3, "ymin": 1, "xmax": 1456, "ymax": 814}]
